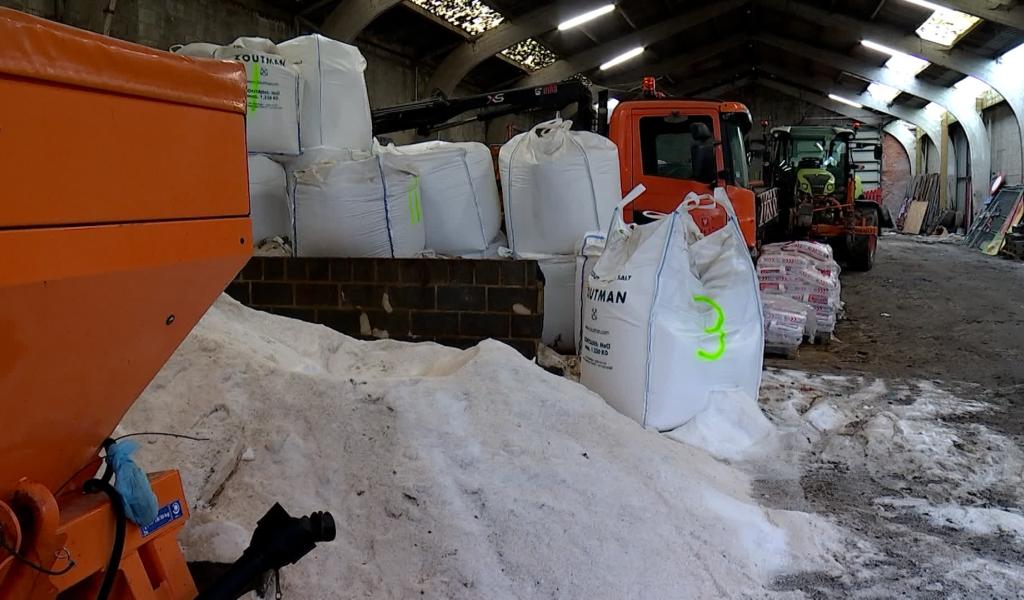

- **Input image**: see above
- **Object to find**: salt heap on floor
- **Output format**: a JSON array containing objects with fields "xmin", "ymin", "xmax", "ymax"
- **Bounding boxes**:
[{"xmin": 123, "ymin": 296, "xmax": 839, "ymax": 599}]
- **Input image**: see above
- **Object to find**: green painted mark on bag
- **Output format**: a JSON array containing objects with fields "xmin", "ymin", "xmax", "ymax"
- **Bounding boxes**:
[
  {"xmin": 408, "ymin": 177, "xmax": 422, "ymax": 224},
  {"xmin": 248, "ymin": 63, "xmax": 260, "ymax": 114},
  {"xmin": 693, "ymin": 295, "xmax": 726, "ymax": 361}
]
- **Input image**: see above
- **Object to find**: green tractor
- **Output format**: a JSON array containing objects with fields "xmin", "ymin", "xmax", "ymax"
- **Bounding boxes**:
[{"xmin": 763, "ymin": 126, "xmax": 887, "ymax": 270}]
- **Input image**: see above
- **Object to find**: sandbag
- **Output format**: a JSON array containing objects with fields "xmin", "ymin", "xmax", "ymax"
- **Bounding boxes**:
[
  {"xmin": 290, "ymin": 149, "xmax": 425, "ymax": 257},
  {"xmin": 580, "ymin": 189, "xmax": 764, "ymax": 432},
  {"xmin": 247, "ymin": 155, "xmax": 291, "ymax": 244},
  {"xmin": 215, "ymin": 38, "xmax": 301, "ymax": 156},
  {"xmin": 278, "ymin": 34, "xmax": 372, "ymax": 152},
  {"xmin": 380, "ymin": 141, "xmax": 501, "ymax": 255},
  {"xmin": 499, "ymin": 119, "xmax": 621, "ymax": 254},
  {"xmin": 574, "ymin": 232, "xmax": 606, "ymax": 354}
]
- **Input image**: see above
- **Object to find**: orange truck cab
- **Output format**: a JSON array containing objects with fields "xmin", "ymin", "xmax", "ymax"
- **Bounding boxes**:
[{"xmin": 608, "ymin": 98, "xmax": 778, "ymax": 249}]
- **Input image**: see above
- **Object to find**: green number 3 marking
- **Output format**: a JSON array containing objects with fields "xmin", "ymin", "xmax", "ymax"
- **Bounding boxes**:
[{"xmin": 693, "ymin": 295, "xmax": 726, "ymax": 361}]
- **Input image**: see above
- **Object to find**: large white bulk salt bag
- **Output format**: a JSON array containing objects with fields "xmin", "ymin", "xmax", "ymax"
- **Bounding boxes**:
[
  {"xmin": 170, "ymin": 42, "xmax": 220, "ymax": 57},
  {"xmin": 382, "ymin": 140, "xmax": 501, "ymax": 255},
  {"xmin": 516, "ymin": 253, "xmax": 576, "ymax": 353},
  {"xmin": 290, "ymin": 149, "xmax": 425, "ymax": 258},
  {"xmin": 215, "ymin": 38, "xmax": 301, "ymax": 156},
  {"xmin": 277, "ymin": 34, "xmax": 372, "ymax": 152},
  {"xmin": 247, "ymin": 155, "xmax": 290, "ymax": 243},
  {"xmin": 499, "ymin": 118, "xmax": 621, "ymax": 255},
  {"xmin": 574, "ymin": 232, "xmax": 606, "ymax": 354},
  {"xmin": 580, "ymin": 190, "xmax": 765, "ymax": 433}
]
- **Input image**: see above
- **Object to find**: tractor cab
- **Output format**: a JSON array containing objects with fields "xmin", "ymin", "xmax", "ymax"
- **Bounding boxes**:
[{"xmin": 764, "ymin": 125, "xmax": 884, "ymax": 270}]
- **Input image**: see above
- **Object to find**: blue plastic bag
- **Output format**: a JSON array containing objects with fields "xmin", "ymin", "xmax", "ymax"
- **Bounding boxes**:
[{"xmin": 106, "ymin": 440, "xmax": 159, "ymax": 526}]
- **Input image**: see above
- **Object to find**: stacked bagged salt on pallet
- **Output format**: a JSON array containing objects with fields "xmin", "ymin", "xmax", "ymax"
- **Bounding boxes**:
[
  {"xmin": 757, "ymin": 241, "xmax": 841, "ymax": 336},
  {"xmin": 761, "ymin": 294, "xmax": 818, "ymax": 356}
]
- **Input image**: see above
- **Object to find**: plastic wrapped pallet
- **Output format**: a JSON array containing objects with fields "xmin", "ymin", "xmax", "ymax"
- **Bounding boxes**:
[
  {"xmin": 499, "ymin": 119, "xmax": 621, "ymax": 255},
  {"xmin": 574, "ymin": 232, "xmax": 606, "ymax": 354},
  {"xmin": 761, "ymin": 294, "xmax": 816, "ymax": 356},
  {"xmin": 214, "ymin": 38, "xmax": 301, "ymax": 156},
  {"xmin": 756, "ymin": 243, "xmax": 841, "ymax": 334},
  {"xmin": 580, "ymin": 190, "xmax": 765, "ymax": 432},
  {"xmin": 278, "ymin": 34, "xmax": 372, "ymax": 152},
  {"xmin": 247, "ymin": 155, "xmax": 291, "ymax": 244},
  {"xmin": 290, "ymin": 148, "xmax": 425, "ymax": 258},
  {"xmin": 379, "ymin": 141, "xmax": 501, "ymax": 255}
]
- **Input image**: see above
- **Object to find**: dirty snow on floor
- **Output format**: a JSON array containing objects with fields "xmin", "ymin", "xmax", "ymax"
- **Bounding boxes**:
[
  {"xmin": 122, "ymin": 296, "xmax": 840, "ymax": 600},
  {"xmin": 755, "ymin": 369, "xmax": 1024, "ymax": 597}
]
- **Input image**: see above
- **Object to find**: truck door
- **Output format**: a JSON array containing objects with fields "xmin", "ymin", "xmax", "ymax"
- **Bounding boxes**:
[{"xmin": 627, "ymin": 109, "xmax": 719, "ymax": 218}]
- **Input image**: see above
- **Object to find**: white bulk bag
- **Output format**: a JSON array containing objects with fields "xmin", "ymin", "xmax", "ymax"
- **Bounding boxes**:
[
  {"xmin": 247, "ymin": 155, "xmax": 291, "ymax": 244},
  {"xmin": 278, "ymin": 34, "xmax": 372, "ymax": 152},
  {"xmin": 516, "ymin": 253, "xmax": 576, "ymax": 353},
  {"xmin": 381, "ymin": 141, "xmax": 501, "ymax": 255},
  {"xmin": 215, "ymin": 38, "xmax": 301, "ymax": 156},
  {"xmin": 580, "ymin": 190, "xmax": 765, "ymax": 432},
  {"xmin": 290, "ymin": 149, "xmax": 425, "ymax": 258},
  {"xmin": 574, "ymin": 232, "xmax": 606, "ymax": 354},
  {"xmin": 170, "ymin": 42, "xmax": 220, "ymax": 57},
  {"xmin": 499, "ymin": 119, "xmax": 621, "ymax": 255}
]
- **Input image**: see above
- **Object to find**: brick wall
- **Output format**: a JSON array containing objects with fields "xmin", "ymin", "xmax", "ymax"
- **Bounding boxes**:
[
  {"xmin": 881, "ymin": 131, "xmax": 912, "ymax": 217},
  {"xmin": 228, "ymin": 257, "xmax": 545, "ymax": 358}
]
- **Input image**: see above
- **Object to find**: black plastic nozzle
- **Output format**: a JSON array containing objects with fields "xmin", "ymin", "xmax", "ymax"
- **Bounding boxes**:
[{"xmin": 195, "ymin": 503, "xmax": 335, "ymax": 600}]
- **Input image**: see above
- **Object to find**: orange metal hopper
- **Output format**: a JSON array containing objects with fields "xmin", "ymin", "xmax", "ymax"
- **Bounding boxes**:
[{"xmin": 0, "ymin": 8, "xmax": 251, "ymax": 598}]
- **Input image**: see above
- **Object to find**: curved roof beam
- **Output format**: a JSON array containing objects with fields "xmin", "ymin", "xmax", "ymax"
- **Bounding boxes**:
[
  {"xmin": 882, "ymin": 121, "xmax": 920, "ymax": 178},
  {"xmin": 519, "ymin": 0, "xmax": 749, "ymax": 87},
  {"xmin": 755, "ymin": 33, "xmax": 988, "ymax": 206},
  {"xmin": 427, "ymin": 0, "xmax": 600, "ymax": 96},
  {"xmin": 758, "ymin": 64, "xmax": 944, "ymax": 148},
  {"xmin": 322, "ymin": 0, "xmax": 402, "ymax": 43},
  {"xmin": 598, "ymin": 37, "xmax": 749, "ymax": 88},
  {"xmin": 760, "ymin": 0, "xmax": 1023, "ymax": 174}
]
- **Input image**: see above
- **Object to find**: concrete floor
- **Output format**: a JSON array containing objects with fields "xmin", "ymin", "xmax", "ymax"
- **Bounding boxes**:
[{"xmin": 762, "ymin": 234, "xmax": 1024, "ymax": 598}]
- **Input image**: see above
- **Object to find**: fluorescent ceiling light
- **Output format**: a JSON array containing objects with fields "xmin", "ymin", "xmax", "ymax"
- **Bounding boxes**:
[
  {"xmin": 828, "ymin": 93, "xmax": 863, "ymax": 108},
  {"xmin": 862, "ymin": 39, "xmax": 931, "ymax": 75},
  {"xmin": 558, "ymin": 4, "xmax": 616, "ymax": 30},
  {"xmin": 600, "ymin": 46, "xmax": 644, "ymax": 70},
  {"xmin": 902, "ymin": 0, "xmax": 944, "ymax": 10},
  {"xmin": 867, "ymin": 82, "xmax": 901, "ymax": 103},
  {"xmin": 952, "ymin": 75, "xmax": 993, "ymax": 97}
]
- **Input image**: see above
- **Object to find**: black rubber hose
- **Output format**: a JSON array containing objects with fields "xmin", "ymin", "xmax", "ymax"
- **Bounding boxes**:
[{"xmin": 83, "ymin": 478, "xmax": 126, "ymax": 600}]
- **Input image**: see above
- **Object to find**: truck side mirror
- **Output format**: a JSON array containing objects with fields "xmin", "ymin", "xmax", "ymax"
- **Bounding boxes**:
[{"xmin": 692, "ymin": 143, "xmax": 718, "ymax": 185}]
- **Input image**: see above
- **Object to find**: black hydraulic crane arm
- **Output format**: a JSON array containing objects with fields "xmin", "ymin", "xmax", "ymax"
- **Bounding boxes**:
[{"xmin": 370, "ymin": 79, "xmax": 596, "ymax": 136}]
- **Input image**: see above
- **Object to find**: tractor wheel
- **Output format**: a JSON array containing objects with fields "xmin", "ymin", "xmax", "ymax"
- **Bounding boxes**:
[{"xmin": 848, "ymin": 206, "xmax": 879, "ymax": 271}]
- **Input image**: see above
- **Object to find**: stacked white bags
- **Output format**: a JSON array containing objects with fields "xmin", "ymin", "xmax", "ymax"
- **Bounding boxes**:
[
  {"xmin": 580, "ymin": 190, "xmax": 765, "ymax": 434},
  {"xmin": 761, "ymin": 294, "xmax": 817, "ymax": 356},
  {"xmin": 214, "ymin": 37, "xmax": 301, "ymax": 156},
  {"xmin": 500, "ymin": 118, "xmax": 622, "ymax": 352},
  {"xmin": 278, "ymin": 34, "xmax": 373, "ymax": 153},
  {"xmin": 173, "ymin": 37, "xmax": 301, "ymax": 156},
  {"xmin": 379, "ymin": 141, "xmax": 501, "ymax": 255},
  {"xmin": 247, "ymin": 155, "xmax": 291, "ymax": 243},
  {"xmin": 290, "ymin": 149, "xmax": 424, "ymax": 257},
  {"xmin": 757, "ymin": 241, "xmax": 842, "ymax": 336},
  {"xmin": 574, "ymin": 232, "xmax": 606, "ymax": 354}
]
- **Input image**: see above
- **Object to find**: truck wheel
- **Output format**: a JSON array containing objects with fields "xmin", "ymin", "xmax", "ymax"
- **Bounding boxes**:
[{"xmin": 848, "ymin": 207, "xmax": 879, "ymax": 271}]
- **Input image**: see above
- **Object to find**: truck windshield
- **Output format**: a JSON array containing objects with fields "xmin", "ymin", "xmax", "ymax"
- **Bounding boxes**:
[
  {"xmin": 639, "ymin": 115, "xmax": 714, "ymax": 181},
  {"xmin": 721, "ymin": 120, "xmax": 749, "ymax": 188}
]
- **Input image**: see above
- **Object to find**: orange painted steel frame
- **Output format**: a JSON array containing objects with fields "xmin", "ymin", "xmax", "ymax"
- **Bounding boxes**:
[
  {"xmin": 0, "ymin": 8, "xmax": 250, "ymax": 599},
  {"xmin": 609, "ymin": 99, "xmax": 758, "ymax": 247}
]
